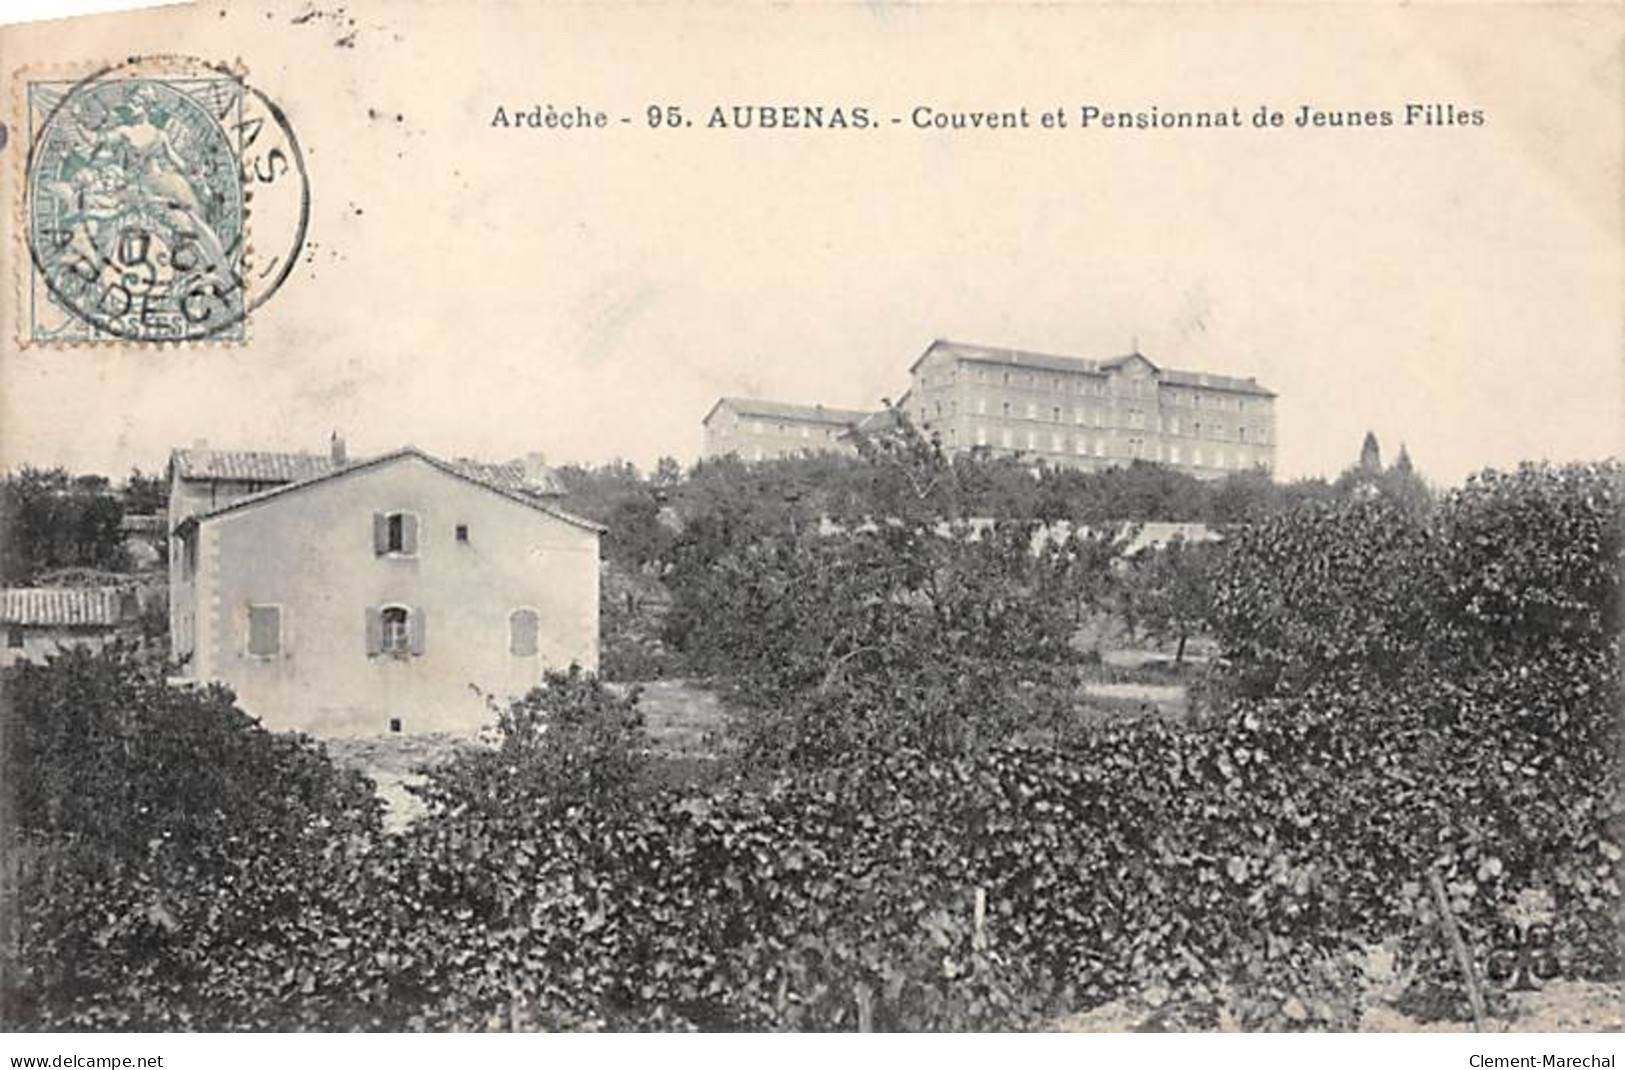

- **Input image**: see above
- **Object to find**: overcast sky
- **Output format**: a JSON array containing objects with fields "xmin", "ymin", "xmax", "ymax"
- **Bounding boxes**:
[{"xmin": 2, "ymin": 2, "xmax": 1620, "ymax": 487}]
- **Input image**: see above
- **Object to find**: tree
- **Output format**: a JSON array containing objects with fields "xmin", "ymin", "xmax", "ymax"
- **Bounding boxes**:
[
  {"xmin": 1359, "ymin": 431, "xmax": 1382, "ymax": 473},
  {"xmin": 652, "ymin": 455, "xmax": 684, "ymax": 488},
  {"xmin": 1122, "ymin": 536, "xmax": 1218, "ymax": 663},
  {"xmin": 0, "ymin": 468, "xmax": 129, "ymax": 584},
  {"xmin": 121, "ymin": 468, "xmax": 167, "ymax": 514},
  {"xmin": 669, "ymin": 412, "xmax": 1086, "ymax": 769}
]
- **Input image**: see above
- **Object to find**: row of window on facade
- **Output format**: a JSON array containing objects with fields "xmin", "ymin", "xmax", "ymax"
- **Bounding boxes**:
[
  {"xmin": 243, "ymin": 604, "xmax": 545, "ymax": 658},
  {"xmin": 928, "ymin": 397, "xmax": 1267, "ymax": 442},
  {"xmin": 747, "ymin": 445, "xmax": 835, "ymax": 462},
  {"xmin": 920, "ymin": 367, "xmax": 1259, "ymax": 410},
  {"xmin": 743, "ymin": 420, "xmax": 840, "ymax": 440},
  {"xmin": 959, "ymin": 426, "xmax": 1259, "ymax": 467},
  {"xmin": 922, "ymin": 368, "xmax": 1133, "ymax": 397}
]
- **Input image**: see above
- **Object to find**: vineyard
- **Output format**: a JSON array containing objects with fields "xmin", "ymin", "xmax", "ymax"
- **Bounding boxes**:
[{"xmin": 1, "ymin": 435, "xmax": 1619, "ymax": 1031}]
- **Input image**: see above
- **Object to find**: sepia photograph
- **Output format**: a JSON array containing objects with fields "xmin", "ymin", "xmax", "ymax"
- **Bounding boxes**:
[{"xmin": 0, "ymin": 0, "xmax": 1620, "ymax": 1058}]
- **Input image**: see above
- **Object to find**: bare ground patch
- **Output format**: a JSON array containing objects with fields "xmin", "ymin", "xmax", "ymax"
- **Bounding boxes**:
[
  {"xmin": 1057, "ymin": 979, "xmax": 1623, "ymax": 1032},
  {"xmin": 326, "ymin": 732, "xmax": 481, "ymax": 832}
]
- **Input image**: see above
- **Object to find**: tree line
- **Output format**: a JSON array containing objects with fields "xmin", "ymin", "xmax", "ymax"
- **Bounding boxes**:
[{"xmin": 0, "ymin": 468, "xmax": 166, "ymax": 586}]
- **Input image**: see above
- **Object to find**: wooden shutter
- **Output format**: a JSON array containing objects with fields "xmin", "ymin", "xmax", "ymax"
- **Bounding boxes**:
[
  {"xmin": 409, "ymin": 606, "xmax": 426, "ymax": 656},
  {"xmin": 364, "ymin": 605, "xmax": 382, "ymax": 655},
  {"xmin": 372, "ymin": 513, "xmax": 387, "ymax": 555},
  {"xmin": 248, "ymin": 605, "xmax": 280, "ymax": 656},
  {"xmin": 401, "ymin": 514, "xmax": 419, "ymax": 556},
  {"xmin": 509, "ymin": 609, "xmax": 538, "ymax": 656}
]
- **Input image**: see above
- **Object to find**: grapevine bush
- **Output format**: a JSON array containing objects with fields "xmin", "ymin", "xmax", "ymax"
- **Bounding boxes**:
[{"xmin": 3, "ymin": 461, "xmax": 1618, "ymax": 1031}]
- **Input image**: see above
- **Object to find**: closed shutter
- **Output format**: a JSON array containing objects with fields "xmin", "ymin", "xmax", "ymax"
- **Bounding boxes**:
[
  {"xmin": 409, "ymin": 606, "xmax": 426, "ymax": 656},
  {"xmin": 248, "ymin": 605, "xmax": 280, "ymax": 656},
  {"xmin": 401, "ymin": 514, "xmax": 419, "ymax": 556},
  {"xmin": 509, "ymin": 609, "xmax": 539, "ymax": 656},
  {"xmin": 364, "ymin": 606, "xmax": 382, "ymax": 654},
  {"xmin": 372, "ymin": 513, "xmax": 387, "ymax": 555}
]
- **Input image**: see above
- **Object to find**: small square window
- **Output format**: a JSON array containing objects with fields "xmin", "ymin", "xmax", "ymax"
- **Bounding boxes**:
[
  {"xmin": 455, "ymin": 524, "xmax": 469, "ymax": 542},
  {"xmin": 388, "ymin": 717, "xmax": 402, "ymax": 733},
  {"xmin": 7, "ymin": 625, "xmax": 24, "ymax": 649}
]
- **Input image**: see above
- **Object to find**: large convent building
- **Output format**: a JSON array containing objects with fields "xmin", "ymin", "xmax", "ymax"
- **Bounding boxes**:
[
  {"xmin": 901, "ymin": 340, "xmax": 1276, "ymax": 476},
  {"xmin": 702, "ymin": 338, "xmax": 1278, "ymax": 479}
]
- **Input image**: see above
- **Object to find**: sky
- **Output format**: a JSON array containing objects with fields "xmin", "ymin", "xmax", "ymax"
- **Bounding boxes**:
[{"xmin": 1, "ymin": 1, "xmax": 1620, "ymax": 487}]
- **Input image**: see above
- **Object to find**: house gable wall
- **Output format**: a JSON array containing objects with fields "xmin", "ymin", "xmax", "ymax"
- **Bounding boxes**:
[{"xmin": 191, "ymin": 455, "xmax": 599, "ymax": 736}]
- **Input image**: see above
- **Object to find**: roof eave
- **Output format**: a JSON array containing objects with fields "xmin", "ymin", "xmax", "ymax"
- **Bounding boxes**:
[{"xmin": 178, "ymin": 447, "xmax": 604, "ymax": 536}]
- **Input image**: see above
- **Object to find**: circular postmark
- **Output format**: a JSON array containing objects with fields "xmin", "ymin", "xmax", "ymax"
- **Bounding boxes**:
[{"xmin": 24, "ymin": 55, "xmax": 309, "ymax": 344}]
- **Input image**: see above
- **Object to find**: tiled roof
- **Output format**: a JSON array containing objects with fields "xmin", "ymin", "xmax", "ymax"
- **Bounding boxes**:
[
  {"xmin": 447, "ymin": 459, "xmax": 565, "ymax": 497},
  {"xmin": 0, "ymin": 587, "xmax": 127, "ymax": 627},
  {"xmin": 176, "ymin": 447, "xmax": 603, "ymax": 534},
  {"xmin": 172, "ymin": 448, "xmax": 334, "ymax": 484},
  {"xmin": 172, "ymin": 448, "xmax": 564, "ymax": 496},
  {"xmin": 707, "ymin": 398, "xmax": 873, "ymax": 426},
  {"xmin": 919, "ymin": 339, "xmax": 1277, "ymax": 397}
]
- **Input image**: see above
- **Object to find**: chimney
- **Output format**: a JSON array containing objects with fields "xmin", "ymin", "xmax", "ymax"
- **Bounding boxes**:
[
  {"xmin": 518, "ymin": 450, "xmax": 555, "ymax": 492},
  {"xmin": 330, "ymin": 431, "xmax": 348, "ymax": 467}
]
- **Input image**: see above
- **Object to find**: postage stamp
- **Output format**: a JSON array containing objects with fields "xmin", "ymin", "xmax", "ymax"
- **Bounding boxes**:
[{"xmin": 19, "ymin": 55, "xmax": 308, "ymax": 346}]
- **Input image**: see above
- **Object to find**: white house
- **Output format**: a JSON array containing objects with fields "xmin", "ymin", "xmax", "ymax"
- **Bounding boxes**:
[{"xmin": 168, "ymin": 441, "xmax": 603, "ymax": 737}]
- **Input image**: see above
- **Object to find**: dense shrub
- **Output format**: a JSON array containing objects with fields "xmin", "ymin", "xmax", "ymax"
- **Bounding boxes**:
[
  {"xmin": 4, "ymin": 646, "xmax": 380, "ymax": 1029},
  {"xmin": 415, "ymin": 667, "xmax": 650, "ymax": 822},
  {"xmin": 1210, "ymin": 496, "xmax": 1439, "ymax": 697}
]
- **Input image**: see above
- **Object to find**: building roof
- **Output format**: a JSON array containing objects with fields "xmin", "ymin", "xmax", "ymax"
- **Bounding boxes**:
[
  {"xmin": 703, "ymin": 397, "xmax": 873, "ymax": 427},
  {"xmin": 912, "ymin": 339, "xmax": 1277, "ymax": 397},
  {"xmin": 172, "ymin": 448, "xmax": 334, "ymax": 484},
  {"xmin": 0, "ymin": 587, "xmax": 127, "ymax": 627},
  {"xmin": 911, "ymin": 339, "xmax": 1114, "ymax": 376},
  {"xmin": 840, "ymin": 408, "xmax": 903, "ymax": 439},
  {"xmin": 174, "ymin": 447, "xmax": 604, "ymax": 535},
  {"xmin": 1158, "ymin": 369, "xmax": 1277, "ymax": 397},
  {"xmin": 171, "ymin": 447, "xmax": 566, "ymax": 496}
]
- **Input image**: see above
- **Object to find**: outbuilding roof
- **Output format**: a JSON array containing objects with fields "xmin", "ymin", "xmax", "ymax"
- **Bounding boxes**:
[{"xmin": 0, "ymin": 587, "xmax": 128, "ymax": 627}]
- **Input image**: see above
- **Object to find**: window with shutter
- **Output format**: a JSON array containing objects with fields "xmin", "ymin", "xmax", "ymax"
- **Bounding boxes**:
[
  {"xmin": 247, "ymin": 605, "xmax": 281, "ymax": 657},
  {"xmin": 380, "ymin": 605, "xmax": 410, "ymax": 655},
  {"xmin": 378, "ymin": 512, "xmax": 421, "ymax": 556},
  {"xmin": 509, "ymin": 608, "xmax": 539, "ymax": 656}
]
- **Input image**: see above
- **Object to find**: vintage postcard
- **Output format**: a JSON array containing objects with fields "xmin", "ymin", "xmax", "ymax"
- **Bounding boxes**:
[{"xmin": 0, "ymin": 0, "xmax": 1620, "ymax": 1053}]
